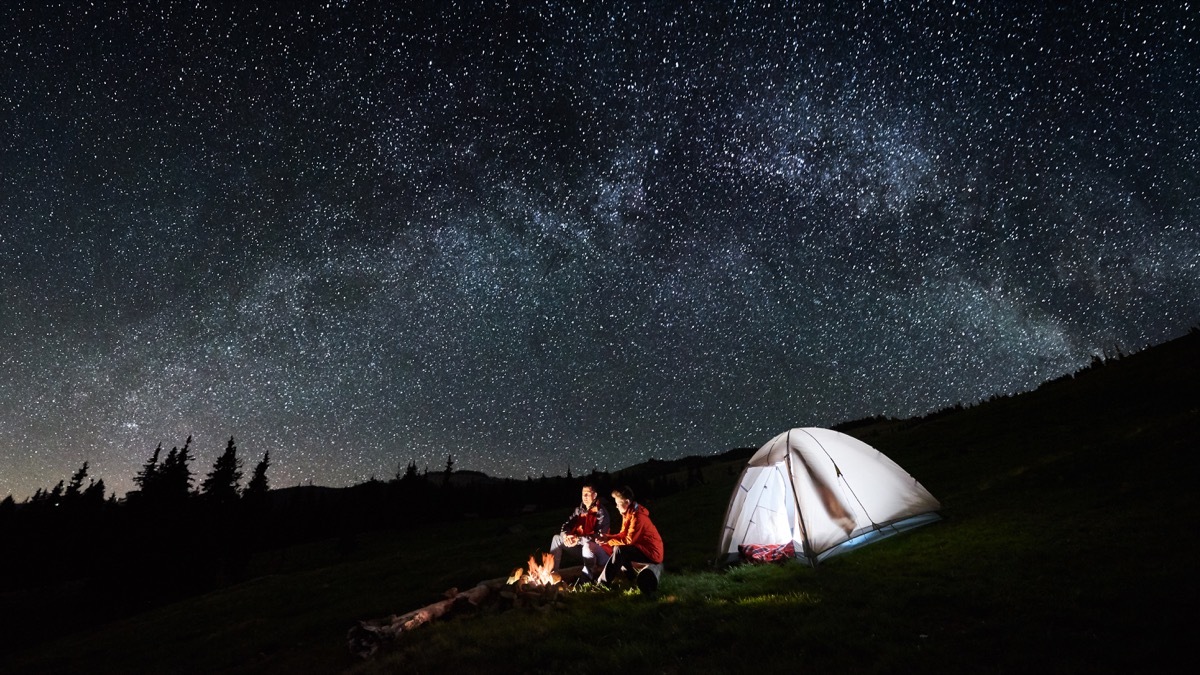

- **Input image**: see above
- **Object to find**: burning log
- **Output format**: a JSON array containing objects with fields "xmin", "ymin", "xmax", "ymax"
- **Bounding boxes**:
[
  {"xmin": 348, "ymin": 562, "xmax": 587, "ymax": 659},
  {"xmin": 499, "ymin": 554, "xmax": 583, "ymax": 610},
  {"xmin": 519, "ymin": 552, "xmax": 562, "ymax": 586},
  {"xmin": 501, "ymin": 563, "xmax": 583, "ymax": 610}
]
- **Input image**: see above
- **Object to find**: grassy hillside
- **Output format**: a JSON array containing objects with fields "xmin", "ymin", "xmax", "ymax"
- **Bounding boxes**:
[{"xmin": 5, "ymin": 331, "xmax": 1198, "ymax": 674}]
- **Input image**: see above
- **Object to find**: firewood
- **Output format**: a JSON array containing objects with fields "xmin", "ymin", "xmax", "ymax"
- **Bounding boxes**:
[
  {"xmin": 347, "ymin": 576, "xmax": 503, "ymax": 658},
  {"xmin": 348, "ymin": 565, "xmax": 589, "ymax": 658}
]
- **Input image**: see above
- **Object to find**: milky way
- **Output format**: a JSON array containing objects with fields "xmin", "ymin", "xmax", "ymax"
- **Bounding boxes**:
[{"xmin": 2, "ymin": 1, "xmax": 1198, "ymax": 500}]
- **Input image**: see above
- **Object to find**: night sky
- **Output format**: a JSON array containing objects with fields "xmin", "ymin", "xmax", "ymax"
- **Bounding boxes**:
[{"xmin": 3, "ymin": 1, "xmax": 1198, "ymax": 502}]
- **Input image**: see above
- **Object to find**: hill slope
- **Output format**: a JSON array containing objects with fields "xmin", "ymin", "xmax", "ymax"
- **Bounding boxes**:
[{"xmin": 6, "ymin": 331, "xmax": 1199, "ymax": 674}]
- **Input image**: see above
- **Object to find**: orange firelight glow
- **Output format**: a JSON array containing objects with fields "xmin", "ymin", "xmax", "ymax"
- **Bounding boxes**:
[{"xmin": 524, "ymin": 552, "xmax": 561, "ymax": 586}]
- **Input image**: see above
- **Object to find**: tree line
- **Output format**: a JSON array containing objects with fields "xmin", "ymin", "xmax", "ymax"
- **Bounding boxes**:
[
  {"xmin": 130, "ymin": 436, "xmax": 270, "ymax": 508},
  {"xmin": 2, "ymin": 436, "xmax": 271, "ymax": 515},
  {"xmin": 0, "ymin": 436, "xmax": 276, "ymax": 656}
]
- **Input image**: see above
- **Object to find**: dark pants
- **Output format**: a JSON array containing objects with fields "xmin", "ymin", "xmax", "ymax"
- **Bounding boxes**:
[{"xmin": 599, "ymin": 545, "xmax": 655, "ymax": 585}]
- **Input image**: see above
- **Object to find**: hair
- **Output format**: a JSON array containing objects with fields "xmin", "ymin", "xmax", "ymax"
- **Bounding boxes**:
[{"xmin": 611, "ymin": 485, "xmax": 635, "ymax": 501}]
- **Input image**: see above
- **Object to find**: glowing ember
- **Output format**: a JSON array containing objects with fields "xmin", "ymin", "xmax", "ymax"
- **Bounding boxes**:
[{"xmin": 522, "ymin": 552, "xmax": 561, "ymax": 587}]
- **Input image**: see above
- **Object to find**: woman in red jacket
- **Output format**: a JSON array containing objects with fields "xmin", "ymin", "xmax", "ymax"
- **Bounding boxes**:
[{"xmin": 598, "ymin": 486, "xmax": 664, "ymax": 591}]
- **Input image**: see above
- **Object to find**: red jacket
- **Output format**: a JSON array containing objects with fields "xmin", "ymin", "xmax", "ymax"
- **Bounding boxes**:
[
  {"xmin": 603, "ymin": 503, "xmax": 664, "ymax": 563},
  {"xmin": 563, "ymin": 504, "xmax": 608, "ymax": 538}
]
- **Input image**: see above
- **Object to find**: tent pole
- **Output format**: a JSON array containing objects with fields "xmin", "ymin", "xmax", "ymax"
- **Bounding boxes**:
[
  {"xmin": 803, "ymin": 428, "xmax": 881, "ymax": 531},
  {"xmin": 784, "ymin": 430, "xmax": 815, "ymax": 565}
]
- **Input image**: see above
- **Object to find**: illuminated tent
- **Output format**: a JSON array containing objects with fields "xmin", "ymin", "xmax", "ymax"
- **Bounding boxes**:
[{"xmin": 717, "ymin": 427, "xmax": 941, "ymax": 566}]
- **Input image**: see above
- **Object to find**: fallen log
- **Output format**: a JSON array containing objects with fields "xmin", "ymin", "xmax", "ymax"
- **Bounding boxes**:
[
  {"xmin": 348, "ymin": 565, "xmax": 585, "ymax": 658},
  {"xmin": 348, "ymin": 578, "xmax": 501, "ymax": 659}
]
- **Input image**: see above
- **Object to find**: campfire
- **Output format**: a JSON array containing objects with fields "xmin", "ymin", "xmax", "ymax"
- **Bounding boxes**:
[
  {"xmin": 502, "ymin": 551, "xmax": 573, "ymax": 608},
  {"xmin": 508, "ymin": 552, "xmax": 563, "ymax": 588}
]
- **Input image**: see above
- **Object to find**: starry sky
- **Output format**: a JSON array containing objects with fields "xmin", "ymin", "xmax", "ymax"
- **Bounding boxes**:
[{"xmin": 2, "ymin": 1, "xmax": 1198, "ymax": 502}]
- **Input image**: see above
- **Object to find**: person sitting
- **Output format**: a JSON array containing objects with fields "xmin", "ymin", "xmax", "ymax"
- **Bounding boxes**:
[
  {"xmin": 598, "ymin": 485, "xmax": 664, "ymax": 592},
  {"xmin": 549, "ymin": 483, "xmax": 611, "ymax": 580}
]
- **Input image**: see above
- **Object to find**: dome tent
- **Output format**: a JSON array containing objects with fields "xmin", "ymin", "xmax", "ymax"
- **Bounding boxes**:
[{"xmin": 717, "ymin": 427, "xmax": 941, "ymax": 566}]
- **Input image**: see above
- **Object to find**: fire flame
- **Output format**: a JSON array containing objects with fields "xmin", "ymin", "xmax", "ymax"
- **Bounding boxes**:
[{"xmin": 523, "ymin": 552, "xmax": 561, "ymax": 587}]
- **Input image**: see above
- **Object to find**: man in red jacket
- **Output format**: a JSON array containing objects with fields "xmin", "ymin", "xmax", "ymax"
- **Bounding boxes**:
[
  {"xmin": 549, "ymin": 483, "xmax": 611, "ymax": 580},
  {"xmin": 598, "ymin": 485, "xmax": 664, "ymax": 592}
]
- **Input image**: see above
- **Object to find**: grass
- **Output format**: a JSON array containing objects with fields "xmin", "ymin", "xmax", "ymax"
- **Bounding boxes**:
[{"xmin": 5, "ymin": 332, "xmax": 1199, "ymax": 673}]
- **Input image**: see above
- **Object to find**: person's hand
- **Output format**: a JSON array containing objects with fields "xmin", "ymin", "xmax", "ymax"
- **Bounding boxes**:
[{"xmin": 564, "ymin": 534, "xmax": 579, "ymax": 546}]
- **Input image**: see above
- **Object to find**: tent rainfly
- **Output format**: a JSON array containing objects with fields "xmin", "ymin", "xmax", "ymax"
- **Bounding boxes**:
[{"xmin": 717, "ymin": 427, "xmax": 941, "ymax": 566}]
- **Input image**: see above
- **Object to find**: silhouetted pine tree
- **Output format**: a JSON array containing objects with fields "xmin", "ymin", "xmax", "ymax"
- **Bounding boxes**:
[
  {"xmin": 201, "ymin": 437, "xmax": 243, "ymax": 505},
  {"xmin": 161, "ymin": 447, "xmax": 178, "ymax": 489},
  {"xmin": 244, "ymin": 451, "xmax": 270, "ymax": 503},
  {"xmin": 133, "ymin": 444, "xmax": 163, "ymax": 501},
  {"xmin": 83, "ymin": 478, "xmax": 106, "ymax": 505},
  {"xmin": 158, "ymin": 437, "xmax": 196, "ymax": 504},
  {"xmin": 65, "ymin": 462, "xmax": 89, "ymax": 502},
  {"xmin": 401, "ymin": 460, "xmax": 419, "ymax": 482},
  {"xmin": 48, "ymin": 480, "xmax": 64, "ymax": 507}
]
